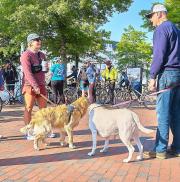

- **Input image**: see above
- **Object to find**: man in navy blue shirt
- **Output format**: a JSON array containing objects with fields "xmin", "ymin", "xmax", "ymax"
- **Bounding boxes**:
[{"xmin": 144, "ymin": 4, "xmax": 180, "ymax": 159}]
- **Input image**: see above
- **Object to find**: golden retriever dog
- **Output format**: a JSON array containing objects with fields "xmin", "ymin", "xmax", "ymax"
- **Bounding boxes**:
[{"xmin": 20, "ymin": 97, "xmax": 89, "ymax": 150}]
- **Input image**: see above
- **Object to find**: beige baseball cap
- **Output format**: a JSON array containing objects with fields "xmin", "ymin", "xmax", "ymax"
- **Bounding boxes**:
[{"xmin": 146, "ymin": 4, "xmax": 167, "ymax": 18}]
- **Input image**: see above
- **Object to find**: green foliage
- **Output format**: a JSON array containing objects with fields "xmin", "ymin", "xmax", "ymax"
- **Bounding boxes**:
[
  {"xmin": 0, "ymin": 0, "xmax": 133, "ymax": 64},
  {"xmin": 116, "ymin": 26, "xmax": 152, "ymax": 71},
  {"xmin": 140, "ymin": 1, "xmax": 180, "ymax": 31},
  {"xmin": 166, "ymin": 0, "xmax": 180, "ymax": 28}
]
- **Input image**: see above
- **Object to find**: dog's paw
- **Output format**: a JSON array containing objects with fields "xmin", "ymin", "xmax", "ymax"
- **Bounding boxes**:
[
  {"xmin": 88, "ymin": 152, "xmax": 95, "ymax": 157},
  {"xmin": 34, "ymin": 147, "xmax": 40, "ymax": 151},
  {"xmin": 45, "ymin": 143, "xmax": 50, "ymax": 147},
  {"xmin": 136, "ymin": 155, "xmax": 143, "ymax": 161},
  {"xmin": 69, "ymin": 144, "xmax": 76, "ymax": 149},
  {"xmin": 100, "ymin": 148, "xmax": 108, "ymax": 153},
  {"xmin": 123, "ymin": 158, "xmax": 130, "ymax": 163}
]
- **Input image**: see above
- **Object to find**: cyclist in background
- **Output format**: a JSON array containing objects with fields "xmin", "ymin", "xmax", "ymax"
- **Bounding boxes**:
[
  {"xmin": 120, "ymin": 71, "xmax": 130, "ymax": 88},
  {"xmin": 101, "ymin": 60, "xmax": 118, "ymax": 104}
]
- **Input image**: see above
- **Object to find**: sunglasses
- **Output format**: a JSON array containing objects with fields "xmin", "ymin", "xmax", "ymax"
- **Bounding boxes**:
[{"xmin": 33, "ymin": 38, "xmax": 41, "ymax": 42}]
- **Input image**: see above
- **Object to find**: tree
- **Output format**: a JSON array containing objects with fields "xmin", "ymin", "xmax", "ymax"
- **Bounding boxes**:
[
  {"xmin": 165, "ymin": 0, "xmax": 180, "ymax": 28},
  {"xmin": 140, "ymin": 1, "xmax": 180, "ymax": 31},
  {"xmin": 116, "ymin": 26, "xmax": 152, "ymax": 72},
  {"xmin": 0, "ymin": 0, "xmax": 133, "ymax": 65}
]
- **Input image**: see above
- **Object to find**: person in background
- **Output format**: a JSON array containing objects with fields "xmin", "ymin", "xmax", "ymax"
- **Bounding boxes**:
[
  {"xmin": 0, "ymin": 68, "xmax": 4, "ymax": 91},
  {"xmin": 120, "ymin": 71, "xmax": 130, "ymax": 88},
  {"xmin": 66, "ymin": 65, "xmax": 78, "ymax": 87},
  {"xmin": 3, "ymin": 60, "xmax": 18, "ymax": 103},
  {"xmin": 50, "ymin": 58, "xmax": 66, "ymax": 104},
  {"xmin": 78, "ymin": 62, "xmax": 89, "ymax": 97},
  {"xmin": 0, "ymin": 69, "xmax": 4, "ymax": 139},
  {"xmin": 101, "ymin": 60, "xmax": 118, "ymax": 104},
  {"xmin": 20, "ymin": 33, "xmax": 49, "ymax": 140},
  {"xmin": 86, "ymin": 62, "xmax": 96, "ymax": 103},
  {"xmin": 144, "ymin": 4, "xmax": 180, "ymax": 159}
]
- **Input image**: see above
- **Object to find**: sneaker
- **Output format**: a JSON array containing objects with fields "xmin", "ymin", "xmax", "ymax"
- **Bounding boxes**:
[
  {"xmin": 167, "ymin": 147, "xmax": 176, "ymax": 155},
  {"xmin": 167, "ymin": 148, "xmax": 180, "ymax": 157},
  {"xmin": 26, "ymin": 135, "xmax": 34, "ymax": 140},
  {"xmin": 143, "ymin": 151, "xmax": 167, "ymax": 159},
  {"xmin": 174, "ymin": 153, "xmax": 180, "ymax": 157},
  {"xmin": 48, "ymin": 133, "xmax": 56, "ymax": 138}
]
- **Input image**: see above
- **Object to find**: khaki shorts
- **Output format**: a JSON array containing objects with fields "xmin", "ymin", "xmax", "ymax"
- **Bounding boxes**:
[{"xmin": 22, "ymin": 85, "xmax": 47, "ymax": 111}]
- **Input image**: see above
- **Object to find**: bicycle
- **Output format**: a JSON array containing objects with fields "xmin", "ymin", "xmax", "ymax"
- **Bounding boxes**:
[
  {"xmin": 64, "ymin": 81, "xmax": 81, "ymax": 104},
  {"xmin": 115, "ymin": 83, "xmax": 156, "ymax": 109},
  {"xmin": 0, "ymin": 83, "xmax": 24, "ymax": 105},
  {"xmin": 95, "ymin": 80, "xmax": 116, "ymax": 105},
  {"xmin": 46, "ymin": 85, "xmax": 54, "ymax": 102}
]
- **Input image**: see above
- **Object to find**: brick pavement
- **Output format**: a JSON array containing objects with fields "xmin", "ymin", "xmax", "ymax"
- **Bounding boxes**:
[{"xmin": 0, "ymin": 104, "xmax": 179, "ymax": 182}]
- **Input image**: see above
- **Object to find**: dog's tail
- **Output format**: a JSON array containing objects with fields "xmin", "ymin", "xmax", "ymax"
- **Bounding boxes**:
[{"xmin": 132, "ymin": 112, "xmax": 154, "ymax": 134}]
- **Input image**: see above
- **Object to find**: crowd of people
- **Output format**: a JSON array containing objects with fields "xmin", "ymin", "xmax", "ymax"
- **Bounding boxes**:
[
  {"xmin": 2, "ymin": 32, "xmax": 120, "ymax": 140},
  {"xmin": 47, "ymin": 57, "xmax": 120, "ymax": 105},
  {"xmin": 0, "ymin": 61, "xmax": 18, "ymax": 104},
  {"xmin": 0, "ymin": 3, "xmax": 180, "ymax": 160}
]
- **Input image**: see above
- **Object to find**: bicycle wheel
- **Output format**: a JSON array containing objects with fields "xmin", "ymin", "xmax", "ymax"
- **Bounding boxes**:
[
  {"xmin": 0, "ymin": 98, "xmax": 2, "ymax": 112},
  {"xmin": 0, "ymin": 90, "xmax": 10, "ymax": 105},
  {"xmin": 65, "ymin": 88, "xmax": 78, "ymax": 104},
  {"xmin": 47, "ymin": 89, "xmax": 54, "ymax": 102},
  {"xmin": 96, "ymin": 88, "xmax": 110, "ymax": 104},
  {"xmin": 141, "ymin": 94, "xmax": 156, "ymax": 110},
  {"xmin": 120, "ymin": 91, "xmax": 133, "ymax": 108},
  {"xmin": 114, "ymin": 89, "xmax": 124, "ymax": 104}
]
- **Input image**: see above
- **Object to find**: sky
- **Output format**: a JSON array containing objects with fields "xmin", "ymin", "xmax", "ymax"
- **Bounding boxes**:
[{"xmin": 102, "ymin": 0, "xmax": 164, "ymax": 43}]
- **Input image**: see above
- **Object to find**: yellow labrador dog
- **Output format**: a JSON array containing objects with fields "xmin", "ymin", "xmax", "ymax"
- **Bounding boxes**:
[
  {"xmin": 20, "ymin": 97, "xmax": 89, "ymax": 150},
  {"xmin": 88, "ymin": 104, "xmax": 154, "ymax": 163}
]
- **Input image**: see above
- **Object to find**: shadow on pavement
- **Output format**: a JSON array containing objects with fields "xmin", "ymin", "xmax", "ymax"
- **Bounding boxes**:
[
  {"xmin": 0, "ymin": 136, "xmax": 154, "ymax": 167},
  {"xmin": 0, "ymin": 110, "xmax": 23, "ymax": 118},
  {"xmin": 0, "ymin": 135, "xmax": 26, "ymax": 141}
]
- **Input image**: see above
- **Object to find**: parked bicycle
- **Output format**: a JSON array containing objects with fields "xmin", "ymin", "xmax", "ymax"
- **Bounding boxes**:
[
  {"xmin": 115, "ymin": 82, "xmax": 156, "ymax": 109},
  {"xmin": 95, "ymin": 80, "xmax": 116, "ymax": 104},
  {"xmin": 0, "ymin": 83, "xmax": 24, "ymax": 105},
  {"xmin": 64, "ymin": 79, "xmax": 81, "ymax": 104}
]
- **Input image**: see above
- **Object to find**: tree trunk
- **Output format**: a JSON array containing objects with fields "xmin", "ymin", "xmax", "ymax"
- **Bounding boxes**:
[
  {"xmin": 75, "ymin": 55, "xmax": 80, "ymax": 69},
  {"xmin": 60, "ymin": 38, "xmax": 67, "ymax": 77}
]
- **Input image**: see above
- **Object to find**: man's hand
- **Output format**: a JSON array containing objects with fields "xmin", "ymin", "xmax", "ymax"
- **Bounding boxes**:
[
  {"xmin": 110, "ymin": 80, "xmax": 115, "ymax": 84},
  {"xmin": 33, "ymin": 87, "xmax": 40, "ymax": 95},
  {"xmin": 0, "ymin": 85, "xmax": 4, "ymax": 91},
  {"xmin": 148, "ymin": 79, "xmax": 156, "ymax": 92}
]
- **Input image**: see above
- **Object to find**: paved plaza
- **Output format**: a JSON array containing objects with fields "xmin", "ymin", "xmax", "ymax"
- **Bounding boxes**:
[{"xmin": 0, "ymin": 105, "xmax": 179, "ymax": 182}]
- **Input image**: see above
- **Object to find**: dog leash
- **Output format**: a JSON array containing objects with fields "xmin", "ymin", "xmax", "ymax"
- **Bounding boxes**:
[
  {"xmin": 148, "ymin": 83, "xmax": 180, "ymax": 96},
  {"xmin": 39, "ymin": 94, "xmax": 57, "ymax": 106},
  {"xmin": 112, "ymin": 83, "xmax": 180, "ymax": 108}
]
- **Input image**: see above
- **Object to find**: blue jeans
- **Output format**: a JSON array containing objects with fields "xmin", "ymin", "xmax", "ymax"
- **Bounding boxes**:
[{"xmin": 154, "ymin": 70, "xmax": 180, "ymax": 153}]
